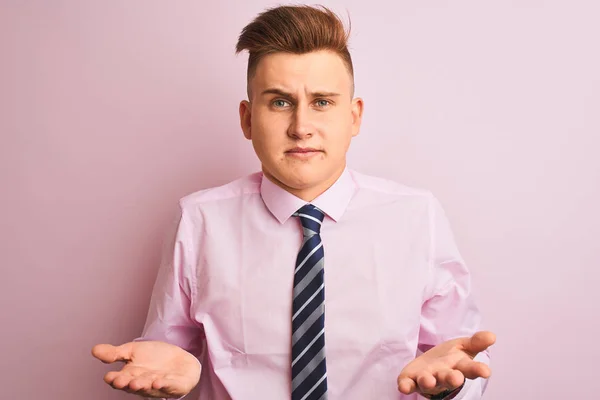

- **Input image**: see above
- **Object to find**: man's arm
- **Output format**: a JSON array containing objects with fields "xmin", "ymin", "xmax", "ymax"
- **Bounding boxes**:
[
  {"xmin": 419, "ymin": 195, "xmax": 491, "ymax": 399},
  {"xmin": 134, "ymin": 205, "xmax": 204, "ymax": 355},
  {"xmin": 398, "ymin": 195, "xmax": 492, "ymax": 399},
  {"xmin": 133, "ymin": 205, "xmax": 205, "ymax": 399}
]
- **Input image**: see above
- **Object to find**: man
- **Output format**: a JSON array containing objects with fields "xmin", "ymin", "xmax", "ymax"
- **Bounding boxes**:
[{"xmin": 93, "ymin": 5, "xmax": 495, "ymax": 400}]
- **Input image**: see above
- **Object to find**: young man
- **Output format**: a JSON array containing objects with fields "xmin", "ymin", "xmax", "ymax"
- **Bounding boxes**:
[{"xmin": 93, "ymin": 5, "xmax": 495, "ymax": 400}]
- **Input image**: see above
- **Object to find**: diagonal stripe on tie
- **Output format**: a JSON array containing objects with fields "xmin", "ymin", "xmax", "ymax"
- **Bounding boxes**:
[
  {"xmin": 295, "ymin": 241, "xmax": 323, "ymax": 274},
  {"xmin": 296, "ymin": 234, "xmax": 322, "ymax": 269},
  {"xmin": 292, "ymin": 345, "xmax": 326, "ymax": 390},
  {"xmin": 294, "ymin": 359, "xmax": 327, "ymax": 400},
  {"xmin": 292, "ymin": 327, "xmax": 325, "ymax": 367},
  {"xmin": 292, "ymin": 325, "xmax": 325, "ymax": 378},
  {"xmin": 293, "ymin": 279, "xmax": 324, "ymax": 320},
  {"xmin": 292, "ymin": 302, "xmax": 324, "ymax": 345}
]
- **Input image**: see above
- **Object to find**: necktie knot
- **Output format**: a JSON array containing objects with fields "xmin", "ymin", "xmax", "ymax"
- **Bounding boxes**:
[{"xmin": 294, "ymin": 204, "xmax": 325, "ymax": 235}]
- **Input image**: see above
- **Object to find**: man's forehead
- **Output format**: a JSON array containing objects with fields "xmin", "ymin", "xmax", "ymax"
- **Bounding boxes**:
[{"xmin": 252, "ymin": 51, "xmax": 351, "ymax": 92}]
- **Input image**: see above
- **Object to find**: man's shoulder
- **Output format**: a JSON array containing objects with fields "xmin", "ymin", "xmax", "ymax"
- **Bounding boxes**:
[
  {"xmin": 178, "ymin": 172, "xmax": 262, "ymax": 210},
  {"xmin": 349, "ymin": 169, "xmax": 433, "ymax": 200}
]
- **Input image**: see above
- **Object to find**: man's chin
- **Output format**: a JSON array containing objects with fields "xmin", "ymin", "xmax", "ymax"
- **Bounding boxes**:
[{"xmin": 277, "ymin": 172, "xmax": 320, "ymax": 190}]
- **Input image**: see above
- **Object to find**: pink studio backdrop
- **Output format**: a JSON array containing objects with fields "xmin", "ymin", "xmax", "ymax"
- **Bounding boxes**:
[{"xmin": 1, "ymin": 1, "xmax": 598, "ymax": 399}]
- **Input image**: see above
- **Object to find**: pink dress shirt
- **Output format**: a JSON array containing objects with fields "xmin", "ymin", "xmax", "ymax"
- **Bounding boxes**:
[{"xmin": 136, "ymin": 168, "xmax": 490, "ymax": 399}]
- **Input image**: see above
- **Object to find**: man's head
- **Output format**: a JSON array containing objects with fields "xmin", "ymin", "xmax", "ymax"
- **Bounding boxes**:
[{"xmin": 236, "ymin": 5, "xmax": 364, "ymax": 201}]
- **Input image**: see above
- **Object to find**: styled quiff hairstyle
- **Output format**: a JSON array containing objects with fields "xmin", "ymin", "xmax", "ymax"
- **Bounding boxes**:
[{"xmin": 235, "ymin": 5, "xmax": 354, "ymax": 97}]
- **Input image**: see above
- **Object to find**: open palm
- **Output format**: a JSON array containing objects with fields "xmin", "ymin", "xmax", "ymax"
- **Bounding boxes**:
[
  {"xmin": 397, "ymin": 331, "xmax": 495, "ymax": 397},
  {"xmin": 92, "ymin": 340, "xmax": 201, "ymax": 398}
]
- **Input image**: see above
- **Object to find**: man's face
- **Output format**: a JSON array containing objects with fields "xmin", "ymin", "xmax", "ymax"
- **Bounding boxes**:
[{"xmin": 239, "ymin": 50, "xmax": 363, "ymax": 200}]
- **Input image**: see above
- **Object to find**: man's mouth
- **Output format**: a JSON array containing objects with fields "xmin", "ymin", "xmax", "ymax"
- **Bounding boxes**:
[{"xmin": 286, "ymin": 147, "xmax": 323, "ymax": 153}]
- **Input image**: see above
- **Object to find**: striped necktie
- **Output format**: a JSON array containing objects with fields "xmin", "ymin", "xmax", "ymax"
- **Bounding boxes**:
[{"xmin": 291, "ymin": 204, "xmax": 328, "ymax": 400}]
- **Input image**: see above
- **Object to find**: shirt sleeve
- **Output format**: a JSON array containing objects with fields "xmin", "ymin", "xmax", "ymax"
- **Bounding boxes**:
[
  {"xmin": 133, "ymin": 204, "xmax": 204, "ymax": 399},
  {"xmin": 418, "ymin": 195, "xmax": 491, "ymax": 400}
]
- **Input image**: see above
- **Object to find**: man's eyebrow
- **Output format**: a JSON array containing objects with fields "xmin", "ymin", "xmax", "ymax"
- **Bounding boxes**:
[
  {"xmin": 261, "ymin": 88, "xmax": 294, "ymax": 98},
  {"xmin": 312, "ymin": 91, "xmax": 341, "ymax": 98},
  {"xmin": 260, "ymin": 88, "xmax": 341, "ymax": 98}
]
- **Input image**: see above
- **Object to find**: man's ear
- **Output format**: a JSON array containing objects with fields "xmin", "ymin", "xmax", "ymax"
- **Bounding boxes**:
[
  {"xmin": 351, "ymin": 97, "xmax": 364, "ymax": 137},
  {"xmin": 239, "ymin": 100, "xmax": 252, "ymax": 140}
]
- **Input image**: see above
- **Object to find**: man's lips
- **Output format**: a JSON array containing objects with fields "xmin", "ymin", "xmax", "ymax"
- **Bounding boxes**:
[{"xmin": 286, "ymin": 147, "xmax": 323, "ymax": 153}]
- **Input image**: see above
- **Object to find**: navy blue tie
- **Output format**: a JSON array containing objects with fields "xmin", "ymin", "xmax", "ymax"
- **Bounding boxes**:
[{"xmin": 291, "ymin": 204, "xmax": 328, "ymax": 400}]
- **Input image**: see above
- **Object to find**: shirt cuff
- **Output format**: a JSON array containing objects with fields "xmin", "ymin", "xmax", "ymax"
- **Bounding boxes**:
[
  {"xmin": 441, "ymin": 377, "xmax": 475, "ymax": 400},
  {"xmin": 421, "ymin": 380, "xmax": 464, "ymax": 399}
]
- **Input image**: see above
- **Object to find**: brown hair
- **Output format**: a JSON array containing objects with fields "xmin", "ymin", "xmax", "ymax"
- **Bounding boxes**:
[{"xmin": 235, "ymin": 5, "xmax": 354, "ymax": 95}]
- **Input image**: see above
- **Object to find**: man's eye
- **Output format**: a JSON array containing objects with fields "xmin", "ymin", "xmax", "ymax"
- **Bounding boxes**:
[
  {"xmin": 273, "ymin": 100, "xmax": 290, "ymax": 108},
  {"xmin": 315, "ymin": 99, "xmax": 331, "ymax": 107}
]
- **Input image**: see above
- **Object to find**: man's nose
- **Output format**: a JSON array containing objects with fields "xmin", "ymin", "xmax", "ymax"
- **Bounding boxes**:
[{"xmin": 287, "ymin": 105, "xmax": 315, "ymax": 139}]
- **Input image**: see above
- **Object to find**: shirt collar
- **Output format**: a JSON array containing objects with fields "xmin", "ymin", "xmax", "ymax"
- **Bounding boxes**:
[{"xmin": 260, "ymin": 168, "xmax": 356, "ymax": 224}]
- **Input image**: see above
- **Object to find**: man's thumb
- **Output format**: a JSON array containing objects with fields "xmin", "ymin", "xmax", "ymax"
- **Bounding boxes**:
[
  {"xmin": 464, "ymin": 331, "xmax": 496, "ymax": 356},
  {"xmin": 92, "ymin": 342, "xmax": 133, "ymax": 364}
]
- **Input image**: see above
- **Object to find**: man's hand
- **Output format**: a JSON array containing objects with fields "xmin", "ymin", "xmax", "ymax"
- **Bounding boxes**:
[
  {"xmin": 91, "ymin": 340, "xmax": 201, "ymax": 398},
  {"xmin": 397, "ymin": 331, "xmax": 495, "ymax": 398}
]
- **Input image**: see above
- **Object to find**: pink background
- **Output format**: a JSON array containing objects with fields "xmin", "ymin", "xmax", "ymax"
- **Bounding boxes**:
[{"xmin": 1, "ymin": 1, "xmax": 598, "ymax": 399}]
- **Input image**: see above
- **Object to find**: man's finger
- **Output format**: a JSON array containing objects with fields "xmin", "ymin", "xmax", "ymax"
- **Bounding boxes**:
[
  {"xmin": 463, "ymin": 331, "xmax": 496, "ymax": 356},
  {"xmin": 112, "ymin": 374, "xmax": 134, "ymax": 390},
  {"xmin": 104, "ymin": 370, "xmax": 124, "ymax": 385},
  {"xmin": 434, "ymin": 368, "xmax": 464, "ymax": 390},
  {"xmin": 454, "ymin": 358, "xmax": 491, "ymax": 380},
  {"xmin": 416, "ymin": 371, "xmax": 437, "ymax": 392},
  {"xmin": 92, "ymin": 343, "xmax": 134, "ymax": 364},
  {"xmin": 129, "ymin": 375, "xmax": 156, "ymax": 391},
  {"xmin": 397, "ymin": 377, "xmax": 417, "ymax": 394}
]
